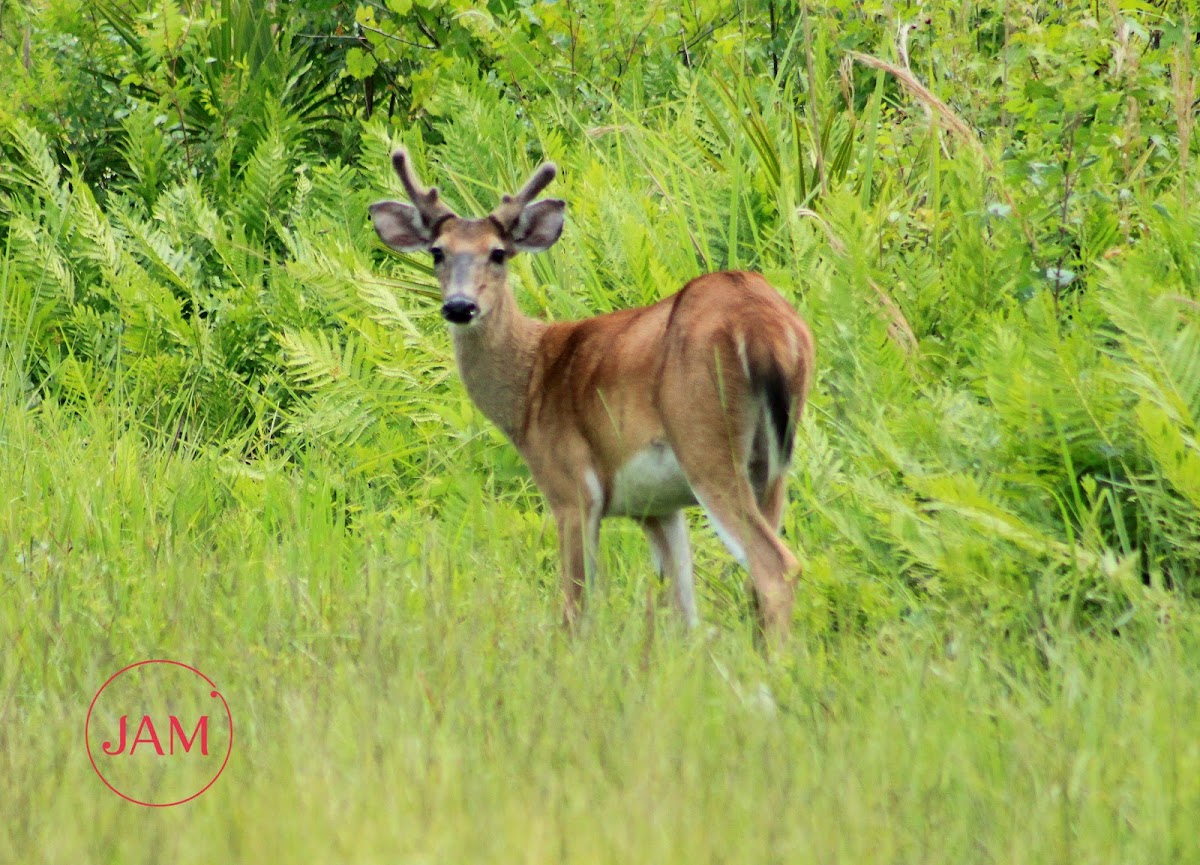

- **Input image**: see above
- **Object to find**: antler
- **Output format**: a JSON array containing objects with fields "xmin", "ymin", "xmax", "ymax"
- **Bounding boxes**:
[
  {"xmin": 392, "ymin": 149, "xmax": 456, "ymax": 227},
  {"xmin": 490, "ymin": 162, "xmax": 558, "ymax": 232}
]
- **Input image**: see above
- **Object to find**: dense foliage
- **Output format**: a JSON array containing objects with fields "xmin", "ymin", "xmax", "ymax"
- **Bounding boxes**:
[
  {"xmin": 5, "ymin": 0, "xmax": 1198, "ymax": 634},
  {"xmin": 3, "ymin": 2, "xmax": 1200, "ymax": 862}
]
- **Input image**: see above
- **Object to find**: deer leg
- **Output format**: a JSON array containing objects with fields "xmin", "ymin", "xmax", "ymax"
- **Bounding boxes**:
[
  {"xmin": 749, "ymin": 477, "xmax": 791, "ymax": 637},
  {"xmin": 692, "ymin": 476, "xmax": 797, "ymax": 645},
  {"xmin": 758, "ymin": 475, "xmax": 788, "ymax": 533},
  {"xmin": 640, "ymin": 511, "xmax": 697, "ymax": 628},
  {"xmin": 667, "ymin": 421, "xmax": 799, "ymax": 645},
  {"xmin": 553, "ymin": 502, "xmax": 600, "ymax": 630},
  {"xmin": 667, "ymin": 431, "xmax": 796, "ymax": 643},
  {"xmin": 659, "ymin": 341, "xmax": 801, "ymax": 645}
]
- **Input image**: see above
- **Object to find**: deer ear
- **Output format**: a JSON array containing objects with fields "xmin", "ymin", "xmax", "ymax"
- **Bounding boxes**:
[
  {"xmin": 511, "ymin": 199, "xmax": 565, "ymax": 253},
  {"xmin": 369, "ymin": 200, "xmax": 431, "ymax": 251}
]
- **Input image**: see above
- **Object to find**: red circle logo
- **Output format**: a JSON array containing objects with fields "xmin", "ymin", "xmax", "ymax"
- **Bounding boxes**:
[{"xmin": 85, "ymin": 660, "xmax": 233, "ymax": 807}]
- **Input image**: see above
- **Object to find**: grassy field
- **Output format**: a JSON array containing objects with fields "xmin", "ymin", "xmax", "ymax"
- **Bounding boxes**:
[
  {"xmin": 3, "ymin": 397, "xmax": 1199, "ymax": 863},
  {"xmin": 3, "ymin": 0, "xmax": 1200, "ymax": 862}
]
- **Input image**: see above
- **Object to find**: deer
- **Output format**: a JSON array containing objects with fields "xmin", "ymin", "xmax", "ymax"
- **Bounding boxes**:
[{"xmin": 369, "ymin": 150, "xmax": 814, "ymax": 645}]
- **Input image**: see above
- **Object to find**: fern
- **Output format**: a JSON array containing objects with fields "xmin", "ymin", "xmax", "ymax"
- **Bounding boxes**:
[
  {"xmin": 1103, "ymin": 280, "xmax": 1200, "ymax": 432},
  {"xmin": 1, "ymin": 121, "xmax": 70, "ymax": 212},
  {"xmin": 110, "ymin": 199, "xmax": 202, "ymax": 295},
  {"xmin": 237, "ymin": 125, "xmax": 293, "ymax": 246}
]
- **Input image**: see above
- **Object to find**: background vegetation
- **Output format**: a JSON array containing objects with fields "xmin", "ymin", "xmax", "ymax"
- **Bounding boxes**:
[{"xmin": 2, "ymin": 0, "xmax": 1199, "ymax": 862}]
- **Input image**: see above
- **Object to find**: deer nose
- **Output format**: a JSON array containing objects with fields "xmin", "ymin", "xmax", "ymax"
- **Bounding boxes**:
[{"xmin": 441, "ymin": 296, "xmax": 479, "ymax": 324}]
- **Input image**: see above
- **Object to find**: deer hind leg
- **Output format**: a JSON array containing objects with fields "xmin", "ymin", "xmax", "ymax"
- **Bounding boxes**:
[
  {"xmin": 758, "ymin": 475, "xmax": 788, "ymax": 533},
  {"xmin": 750, "ymin": 477, "xmax": 792, "ymax": 638},
  {"xmin": 694, "ymin": 474, "xmax": 797, "ymax": 645},
  {"xmin": 640, "ymin": 511, "xmax": 697, "ymax": 628},
  {"xmin": 665, "ymin": 414, "xmax": 799, "ymax": 645},
  {"xmin": 749, "ymin": 411, "xmax": 789, "ymax": 533}
]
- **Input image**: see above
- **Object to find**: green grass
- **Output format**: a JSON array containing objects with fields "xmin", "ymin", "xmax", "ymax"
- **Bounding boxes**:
[
  {"xmin": 2, "ymin": 396, "xmax": 1199, "ymax": 864},
  {"xmin": 3, "ymin": 0, "xmax": 1200, "ymax": 860}
]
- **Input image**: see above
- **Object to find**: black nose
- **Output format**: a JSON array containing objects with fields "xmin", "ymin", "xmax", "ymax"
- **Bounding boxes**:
[{"xmin": 441, "ymin": 296, "xmax": 479, "ymax": 324}]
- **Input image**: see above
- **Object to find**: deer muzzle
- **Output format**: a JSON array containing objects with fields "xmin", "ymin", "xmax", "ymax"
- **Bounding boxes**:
[{"xmin": 441, "ymin": 295, "xmax": 479, "ymax": 325}]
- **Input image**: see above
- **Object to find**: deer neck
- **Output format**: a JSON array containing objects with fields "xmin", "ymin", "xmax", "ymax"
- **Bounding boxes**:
[{"xmin": 450, "ymin": 285, "xmax": 545, "ymax": 445}]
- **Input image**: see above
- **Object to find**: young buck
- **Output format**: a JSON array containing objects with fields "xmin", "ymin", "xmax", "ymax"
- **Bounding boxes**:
[{"xmin": 370, "ymin": 150, "xmax": 813, "ymax": 643}]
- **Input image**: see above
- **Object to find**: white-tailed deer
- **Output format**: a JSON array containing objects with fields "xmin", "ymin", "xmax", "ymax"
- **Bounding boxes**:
[{"xmin": 370, "ymin": 150, "xmax": 813, "ymax": 643}]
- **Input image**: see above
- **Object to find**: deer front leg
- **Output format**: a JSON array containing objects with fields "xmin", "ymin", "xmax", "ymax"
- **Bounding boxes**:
[{"xmin": 553, "ymin": 504, "xmax": 600, "ymax": 629}]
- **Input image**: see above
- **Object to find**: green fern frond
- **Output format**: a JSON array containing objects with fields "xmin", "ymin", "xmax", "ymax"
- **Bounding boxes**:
[
  {"xmin": 1102, "ymin": 280, "xmax": 1200, "ymax": 431},
  {"xmin": 237, "ymin": 128, "xmax": 293, "ymax": 244},
  {"xmin": 279, "ymin": 328, "xmax": 369, "ymax": 390},
  {"xmin": 110, "ymin": 200, "xmax": 201, "ymax": 294},
  {"xmin": 2, "ymin": 212, "xmax": 76, "ymax": 308},
  {"xmin": 67, "ymin": 178, "xmax": 127, "ymax": 278},
  {"xmin": 2, "ymin": 120, "xmax": 70, "ymax": 211}
]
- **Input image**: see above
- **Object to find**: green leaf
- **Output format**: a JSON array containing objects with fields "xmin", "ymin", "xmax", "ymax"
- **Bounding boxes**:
[{"xmin": 345, "ymin": 47, "xmax": 378, "ymax": 80}]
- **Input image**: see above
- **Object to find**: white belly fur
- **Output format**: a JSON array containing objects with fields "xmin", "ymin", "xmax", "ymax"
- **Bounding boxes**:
[{"xmin": 606, "ymin": 442, "xmax": 697, "ymax": 517}]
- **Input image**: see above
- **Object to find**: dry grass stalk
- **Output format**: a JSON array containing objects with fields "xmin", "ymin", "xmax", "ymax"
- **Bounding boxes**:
[
  {"xmin": 848, "ymin": 50, "xmax": 1039, "ymax": 254},
  {"xmin": 796, "ymin": 208, "xmax": 920, "ymax": 357}
]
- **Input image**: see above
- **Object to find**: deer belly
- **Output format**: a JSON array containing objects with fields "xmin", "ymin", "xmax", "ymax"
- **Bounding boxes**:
[{"xmin": 606, "ymin": 443, "xmax": 697, "ymax": 517}]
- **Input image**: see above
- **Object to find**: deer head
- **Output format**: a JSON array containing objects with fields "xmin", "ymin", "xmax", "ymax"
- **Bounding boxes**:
[{"xmin": 369, "ymin": 150, "xmax": 565, "ymax": 326}]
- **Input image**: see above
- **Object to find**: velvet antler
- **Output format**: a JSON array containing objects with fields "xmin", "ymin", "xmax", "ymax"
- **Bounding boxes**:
[
  {"xmin": 490, "ymin": 162, "xmax": 558, "ymax": 233},
  {"xmin": 392, "ymin": 149, "xmax": 456, "ymax": 228}
]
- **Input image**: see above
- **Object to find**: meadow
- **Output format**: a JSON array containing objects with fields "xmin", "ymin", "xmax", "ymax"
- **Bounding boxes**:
[{"xmin": 2, "ymin": 0, "xmax": 1199, "ymax": 862}]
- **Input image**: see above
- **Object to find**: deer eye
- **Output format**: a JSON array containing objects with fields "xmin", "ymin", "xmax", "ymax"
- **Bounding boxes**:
[
  {"xmin": 489, "ymin": 248, "xmax": 507, "ymax": 265},
  {"xmin": 430, "ymin": 247, "xmax": 445, "ymax": 265}
]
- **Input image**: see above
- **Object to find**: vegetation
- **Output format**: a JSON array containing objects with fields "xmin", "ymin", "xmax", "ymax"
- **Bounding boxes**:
[{"xmin": 2, "ymin": 0, "xmax": 1199, "ymax": 861}]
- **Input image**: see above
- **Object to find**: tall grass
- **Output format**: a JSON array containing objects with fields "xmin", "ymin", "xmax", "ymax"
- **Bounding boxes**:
[
  {"xmin": 2, "ymin": 0, "xmax": 1199, "ymax": 861},
  {"xmin": 2, "ymin": 392, "xmax": 1198, "ymax": 864}
]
